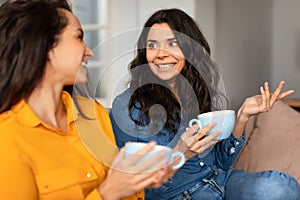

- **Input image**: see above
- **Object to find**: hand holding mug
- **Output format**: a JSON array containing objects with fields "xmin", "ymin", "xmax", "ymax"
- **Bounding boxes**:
[
  {"xmin": 100, "ymin": 142, "xmax": 171, "ymax": 199},
  {"xmin": 125, "ymin": 142, "xmax": 185, "ymax": 171},
  {"xmin": 174, "ymin": 122, "xmax": 220, "ymax": 161}
]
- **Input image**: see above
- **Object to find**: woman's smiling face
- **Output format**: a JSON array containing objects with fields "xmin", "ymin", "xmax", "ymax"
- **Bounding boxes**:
[
  {"xmin": 146, "ymin": 23, "xmax": 185, "ymax": 89},
  {"xmin": 47, "ymin": 9, "xmax": 93, "ymax": 86}
]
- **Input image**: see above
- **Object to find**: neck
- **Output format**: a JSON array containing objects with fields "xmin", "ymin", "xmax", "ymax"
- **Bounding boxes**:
[
  {"xmin": 27, "ymin": 83, "xmax": 67, "ymax": 131},
  {"xmin": 167, "ymin": 81, "xmax": 178, "ymax": 96}
]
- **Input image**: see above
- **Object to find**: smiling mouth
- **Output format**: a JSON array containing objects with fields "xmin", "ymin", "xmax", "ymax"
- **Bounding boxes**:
[{"xmin": 156, "ymin": 64, "xmax": 175, "ymax": 69}]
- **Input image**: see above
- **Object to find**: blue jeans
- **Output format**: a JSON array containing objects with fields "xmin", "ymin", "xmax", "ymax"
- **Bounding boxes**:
[{"xmin": 173, "ymin": 170, "xmax": 300, "ymax": 200}]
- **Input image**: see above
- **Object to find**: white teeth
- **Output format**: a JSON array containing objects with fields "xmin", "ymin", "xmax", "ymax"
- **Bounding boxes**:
[
  {"xmin": 81, "ymin": 62, "xmax": 87, "ymax": 67},
  {"xmin": 157, "ymin": 64, "xmax": 174, "ymax": 68}
]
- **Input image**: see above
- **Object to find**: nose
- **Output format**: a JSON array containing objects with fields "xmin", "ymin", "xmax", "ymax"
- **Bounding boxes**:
[
  {"xmin": 157, "ymin": 47, "xmax": 170, "ymax": 58},
  {"xmin": 85, "ymin": 44, "xmax": 94, "ymax": 59}
]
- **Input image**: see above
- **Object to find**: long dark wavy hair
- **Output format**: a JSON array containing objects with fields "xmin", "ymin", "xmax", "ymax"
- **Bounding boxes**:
[
  {"xmin": 128, "ymin": 8, "xmax": 227, "ymax": 135},
  {"xmin": 0, "ymin": 0, "xmax": 72, "ymax": 113}
]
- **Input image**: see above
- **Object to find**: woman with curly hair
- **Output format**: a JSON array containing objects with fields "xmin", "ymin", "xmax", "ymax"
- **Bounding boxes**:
[{"xmin": 110, "ymin": 8, "xmax": 300, "ymax": 200}]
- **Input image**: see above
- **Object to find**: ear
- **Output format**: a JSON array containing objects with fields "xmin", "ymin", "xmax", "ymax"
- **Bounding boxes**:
[{"xmin": 47, "ymin": 48, "xmax": 56, "ymax": 68}]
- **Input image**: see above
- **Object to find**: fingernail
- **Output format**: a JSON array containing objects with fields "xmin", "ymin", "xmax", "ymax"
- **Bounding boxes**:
[{"xmin": 149, "ymin": 141, "xmax": 157, "ymax": 147}]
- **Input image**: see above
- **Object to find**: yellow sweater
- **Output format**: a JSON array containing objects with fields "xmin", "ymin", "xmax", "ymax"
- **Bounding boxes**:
[{"xmin": 0, "ymin": 92, "xmax": 143, "ymax": 200}]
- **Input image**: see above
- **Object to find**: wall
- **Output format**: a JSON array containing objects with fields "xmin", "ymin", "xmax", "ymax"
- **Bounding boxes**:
[
  {"xmin": 272, "ymin": 0, "xmax": 300, "ymax": 100},
  {"xmin": 210, "ymin": 0, "xmax": 300, "ymax": 110},
  {"xmin": 214, "ymin": 0, "xmax": 273, "ymax": 109}
]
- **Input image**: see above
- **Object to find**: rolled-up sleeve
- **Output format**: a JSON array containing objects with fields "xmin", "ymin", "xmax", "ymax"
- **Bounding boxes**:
[{"xmin": 215, "ymin": 131, "xmax": 246, "ymax": 170}]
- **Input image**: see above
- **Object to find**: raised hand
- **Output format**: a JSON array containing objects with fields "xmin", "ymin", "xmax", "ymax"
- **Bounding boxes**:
[
  {"xmin": 174, "ymin": 123, "xmax": 220, "ymax": 161},
  {"xmin": 233, "ymin": 81, "xmax": 294, "ymax": 138},
  {"xmin": 240, "ymin": 81, "xmax": 294, "ymax": 116}
]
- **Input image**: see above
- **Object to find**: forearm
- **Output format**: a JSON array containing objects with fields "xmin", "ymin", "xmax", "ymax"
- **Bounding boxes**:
[{"xmin": 232, "ymin": 107, "xmax": 249, "ymax": 138}]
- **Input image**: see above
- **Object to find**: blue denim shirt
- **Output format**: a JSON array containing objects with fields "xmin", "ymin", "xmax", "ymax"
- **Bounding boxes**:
[{"xmin": 110, "ymin": 89, "xmax": 246, "ymax": 200}]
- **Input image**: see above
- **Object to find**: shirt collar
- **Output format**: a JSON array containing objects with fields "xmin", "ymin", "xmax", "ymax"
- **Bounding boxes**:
[
  {"xmin": 12, "ymin": 99, "xmax": 41, "ymax": 127},
  {"xmin": 62, "ymin": 91, "xmax": 79, "ymax": 123},
  {"xmin": 12, "ymin": 91, "xmax": 79, "ymax": 128}
]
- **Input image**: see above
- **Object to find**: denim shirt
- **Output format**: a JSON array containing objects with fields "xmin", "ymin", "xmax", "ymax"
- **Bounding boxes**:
[{"xmin": 110, "ymin": 89, "xmax": 246, "ymax": 200}]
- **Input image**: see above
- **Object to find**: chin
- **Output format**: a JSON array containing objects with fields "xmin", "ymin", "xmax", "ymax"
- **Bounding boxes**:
[{"xmin": 156, "ymin": 74, "xmax": 178, "ymax": 81}]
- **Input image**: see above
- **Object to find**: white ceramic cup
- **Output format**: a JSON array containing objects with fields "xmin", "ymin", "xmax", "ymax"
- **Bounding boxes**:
[
  {"xmin": 188, "ymin": 110, "xmax": 235, "ymax": 140},
  {"xmin": 125, "ymin": 142, "xmax": 185, "ymax": 170}
]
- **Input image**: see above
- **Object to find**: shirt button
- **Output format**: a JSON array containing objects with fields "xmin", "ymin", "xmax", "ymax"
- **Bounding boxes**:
[
  {"xmin": 86, "ymin": 172, "xmax": 92, "ymax": 178},
  {"xmin": 229, "ymin": 147, "xmax": 236, "ymax": 155},
  {"xmin": 235, "ymin": 141, "xmax": 240, "ymax": 145},
  {"xmin": 199, "ymin": 162, "xmax": 204, "ymax": 166}
]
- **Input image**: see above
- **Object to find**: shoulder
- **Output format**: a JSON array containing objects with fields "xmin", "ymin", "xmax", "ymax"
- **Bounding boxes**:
[
  {"xmin": 111, "ymin": 89, "xmax": 132, "ymax": 115},
  {"xmin": 110, "ymin": 89, "xmax": 141, "ymax": 132},
  {"xmin": 75, "ymin": 96, "xmax": 107, "ymax": 116},
  {"xmin": 112, "ymin": 89, "xmax": 131, "ymax": 108}
]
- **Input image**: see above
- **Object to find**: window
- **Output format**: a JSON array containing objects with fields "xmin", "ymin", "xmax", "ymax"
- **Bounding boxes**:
[{"xmin": 71, "ymin": 0, "xmax": 110, "ymax": 98}]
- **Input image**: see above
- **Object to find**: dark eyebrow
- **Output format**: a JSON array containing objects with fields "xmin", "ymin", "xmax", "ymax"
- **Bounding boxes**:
[
  {"xmin": 167, "ymin": 37, "xmax": 177, "ymax": 41},
  {"xmin": 147, "ymin": 39, "xmax": 157, "ymax": 43},
  {"xmin": 147, "ymin": 38, "xmax": 176, "ymax": 42}
]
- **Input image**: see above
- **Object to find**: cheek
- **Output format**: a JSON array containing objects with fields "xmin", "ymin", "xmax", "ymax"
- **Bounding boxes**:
[
  {"xmin": 177, "ymin": 58, "xmax": 186, "ymax": 71},
  {"xmin": 146, "ymin": 50, "xmax": 157, "ymax": 62}
]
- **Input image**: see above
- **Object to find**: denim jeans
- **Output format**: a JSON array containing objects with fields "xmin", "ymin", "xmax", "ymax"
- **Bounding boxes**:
[{"xmin": 172, "ymin": 170, "xmax": 300, "ymax": 200}]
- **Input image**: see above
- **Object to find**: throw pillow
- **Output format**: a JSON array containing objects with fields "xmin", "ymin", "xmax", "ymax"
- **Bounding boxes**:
[{"xmin": 233, "ymin": 101, "xmax": 300, "ymax": 183}]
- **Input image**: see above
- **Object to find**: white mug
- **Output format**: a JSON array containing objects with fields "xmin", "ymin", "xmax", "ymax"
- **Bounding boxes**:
[
  {"xmin": 189, "ymin": 110, "xmax": 235, "ymax": 140},
  {"xmin": 125, "ymin": 142, "xmax": 185, "ymax": 170}
]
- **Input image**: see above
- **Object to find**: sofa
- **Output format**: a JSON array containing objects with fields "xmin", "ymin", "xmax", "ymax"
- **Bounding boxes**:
[{"xmin": 233, "ymin": 100, "xmax": 300, "ymax": 183}]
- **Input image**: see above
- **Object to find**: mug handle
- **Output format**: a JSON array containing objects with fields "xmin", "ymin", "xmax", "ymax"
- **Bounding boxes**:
[
  {"xmin": 188, "ymin": 119, "xmax": 203, "ymax": 130},
  {"xmin": 171, "ymin": 151, "xmax": 185, "ymax": 170}
]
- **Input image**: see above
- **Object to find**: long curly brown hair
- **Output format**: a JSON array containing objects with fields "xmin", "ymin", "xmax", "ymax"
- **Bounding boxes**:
[{"xmin": 128, "ymin": 8, "xmax": 227, "ymax": 135}]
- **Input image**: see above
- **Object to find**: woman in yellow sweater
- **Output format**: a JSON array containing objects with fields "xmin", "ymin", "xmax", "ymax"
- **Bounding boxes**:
[{"xmin": 0, "ymin": 0, "xmax": 170, "ymax": 199}]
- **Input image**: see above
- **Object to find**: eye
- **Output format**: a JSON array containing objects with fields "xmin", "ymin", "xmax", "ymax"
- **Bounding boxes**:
[
  {"xmin": 147, "ymin": 42, "xmax": 158, "ymax": 49},
  {"xmin": 169, "ymin": 40, "xmax": 178, "ymax": 47},
  {"xmin": 78, "ymin": 34, "xmax": 83, "ymax": 40}
]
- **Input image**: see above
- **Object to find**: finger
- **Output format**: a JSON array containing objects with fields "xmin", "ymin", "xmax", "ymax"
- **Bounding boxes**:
[
  {"xmin": 264, "ymin": 82, "xmax": 270, "ymax": 110},
  {"xmin": 185, "ymin": 124, "xmax": 200, "ymax": 137},
  {"xmin": 192, "ymin": 130, "xmax": 207, "ymax": 141},
  {"xmin": 137, "ymin": 151, "xmax": 168, "ymax": 172},
  {"xmin": 197, "ymin": 122, "xmax": 216, "ymax": 136},
  {"xmin": 111, "ymin": 147, "xmax": 126, "ymax": 168},
  {"xmin": 270, "ymin": 81, "xmax": 285, "ymax": 105},
  {"xmin": 277, "ymin": 89, "xmax": 294, "ymax": 99},
  {"xmin": 260, "ymin": 86, "xmax": 267, "ymax": 110},
  {"xmin": 135, "ymin": 170, "xmax": 168, "ymax": 190},
  {"xmin": 152, "ymin": 166, "xmax": 169, "ymax": 186},
  {"xmin": 126, "ymin": 142, "xmax": 157, "ymax": 165},
  {"xmin": 191, "ymin": 130, "xmax": 220, "ymax": 151},
  {"xmin": 191, "ymin": 122, "xmax": 216, "ymax": 146},
  {"xmin": 195, "ymin": 140, "xmax": 219, "ymax": 153}
]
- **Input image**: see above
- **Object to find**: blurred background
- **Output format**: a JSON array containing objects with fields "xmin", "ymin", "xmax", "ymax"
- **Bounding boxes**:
[{"xmin": 1, "ymin": 0, "xmax": 299, "ymax": 110}]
